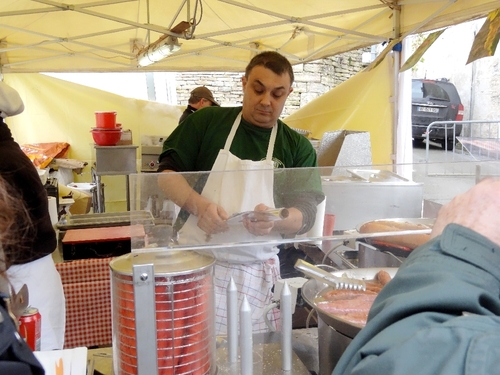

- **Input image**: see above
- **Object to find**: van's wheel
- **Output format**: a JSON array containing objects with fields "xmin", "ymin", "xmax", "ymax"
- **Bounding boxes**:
[{"xmin": 441, "ymin": 138, "xmax": 455, "ymax": 150}]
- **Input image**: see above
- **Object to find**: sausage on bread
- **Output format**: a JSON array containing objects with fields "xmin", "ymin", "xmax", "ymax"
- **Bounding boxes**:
[{"xmin": 358, "ymin": 220, "xmax": 431, "ymax": 250}]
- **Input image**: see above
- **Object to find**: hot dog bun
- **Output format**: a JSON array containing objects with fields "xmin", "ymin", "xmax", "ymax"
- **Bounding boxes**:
[{"xmin": 358, "ymin": 220, "xmax": 431, "ymax": 249}]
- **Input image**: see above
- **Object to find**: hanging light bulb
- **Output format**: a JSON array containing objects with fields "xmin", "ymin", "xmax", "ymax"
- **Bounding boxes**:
[{"xmin": 137, "ymin": 35, "xmax": 181, "ymax": 67}]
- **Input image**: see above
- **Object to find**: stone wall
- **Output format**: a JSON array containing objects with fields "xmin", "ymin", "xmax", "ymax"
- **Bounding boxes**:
[{"xmin": 175, "ymin": 49, "xmax": 367, "ymax": 117}]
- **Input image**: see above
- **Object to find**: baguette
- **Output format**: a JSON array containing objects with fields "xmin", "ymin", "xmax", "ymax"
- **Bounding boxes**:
[{"xmin": 358, "ymin": 220, "xmax": 431, "ymax": 250}]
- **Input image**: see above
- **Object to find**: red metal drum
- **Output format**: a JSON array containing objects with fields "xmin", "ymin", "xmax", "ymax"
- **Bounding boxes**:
[{"xmin": 110, "ymin": 250, "xmax": 216, "ymax": 375}]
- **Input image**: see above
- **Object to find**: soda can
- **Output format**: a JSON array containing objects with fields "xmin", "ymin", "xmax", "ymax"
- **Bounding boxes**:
[{"xmin": 19, "ymin": 306, "xmax": 41, "ymax": 351}]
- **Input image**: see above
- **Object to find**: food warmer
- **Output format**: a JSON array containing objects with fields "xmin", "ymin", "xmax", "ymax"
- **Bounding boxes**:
[{"xmin": 321, "ymin": 169, "xmax": 424, "ymax": 231}]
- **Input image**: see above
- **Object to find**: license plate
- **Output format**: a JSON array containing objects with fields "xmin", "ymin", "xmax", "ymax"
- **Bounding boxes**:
[{"xmin": 417, "ymin": 106, "xmax": 439, "ymax": 113}]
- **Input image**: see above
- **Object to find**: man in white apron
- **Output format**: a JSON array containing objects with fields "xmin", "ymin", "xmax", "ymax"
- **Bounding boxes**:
[{"xmin": 158, "ymin": 51, "xmax": 324, "ymax": 334}]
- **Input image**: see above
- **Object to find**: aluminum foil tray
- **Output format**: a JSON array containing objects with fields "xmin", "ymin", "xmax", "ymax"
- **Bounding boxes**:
[{"xmin": 57, "ymin": 210, "xmax": 154, "ymax": 230}]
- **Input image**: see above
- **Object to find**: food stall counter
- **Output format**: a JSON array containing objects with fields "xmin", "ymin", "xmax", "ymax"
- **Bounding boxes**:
[{"xmin": 87, "ymin": 328, "xmax": 320, "ymax": 375}]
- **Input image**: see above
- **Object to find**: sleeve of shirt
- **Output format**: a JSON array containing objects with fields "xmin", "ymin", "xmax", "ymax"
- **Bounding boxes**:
[
  {"xmin": 157, "ymin": 153, "xmax": 181, "ymax": 172},
  {"xmin": 274, "ymin": 134, "xmax": 323, "ymax": 234},
  {"xmin": 333, "ymin": 224, "xmax": 500, "ymax": 375},
  {"xmin": 158, "ymin": 110, "xmax": 210, "ymax": 172}
]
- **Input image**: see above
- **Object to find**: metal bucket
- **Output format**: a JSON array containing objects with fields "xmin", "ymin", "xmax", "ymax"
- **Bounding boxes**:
[
  {"xmin": 110, "ymin": 250, "xmax": 216, "ymax": 375},
  {"xmin": 302, "ymin": 267, "xmax": 398, "ymax": 375}
]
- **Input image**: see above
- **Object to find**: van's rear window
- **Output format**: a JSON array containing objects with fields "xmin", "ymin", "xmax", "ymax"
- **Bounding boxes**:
[{"xmin": 412, "ymin": 81, "xmax": 450, "ymax": 101}]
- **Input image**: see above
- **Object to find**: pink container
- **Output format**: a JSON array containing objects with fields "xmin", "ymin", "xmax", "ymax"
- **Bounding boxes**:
[
  {"xmin": 95, "ymin": 111, "xmax": 117, "ymax": 128},
  {"xmin": 323, "ymin": 214, "xmax": 336, "ymax": 236}
]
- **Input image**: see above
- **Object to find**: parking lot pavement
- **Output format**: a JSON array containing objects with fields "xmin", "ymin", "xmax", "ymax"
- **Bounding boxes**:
[
  {"xmin": 412, "ymin": 141, "xmax": 500, "ymax": 206},
  {"xmin": 412, "ymin": 140, "xmax": 477, "ymax": 163}
]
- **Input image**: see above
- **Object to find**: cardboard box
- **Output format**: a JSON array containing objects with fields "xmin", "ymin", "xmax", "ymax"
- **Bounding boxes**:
[
  {"xmin": 317, "ymin": 130, "xmax": 372, "ymax": 167},
  {"xmin": 116, "ymin": 129, "xmax": 132, "ymax": 145}
]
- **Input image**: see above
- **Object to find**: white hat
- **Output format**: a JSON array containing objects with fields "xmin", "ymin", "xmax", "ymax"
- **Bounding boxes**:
[{"xmin": 0, "ymin": 81, "xmax": 24, "ymax": 118}]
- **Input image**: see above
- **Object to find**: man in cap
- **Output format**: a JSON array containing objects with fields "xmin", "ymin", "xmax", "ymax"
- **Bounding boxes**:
[
  {"xmin": 178, "ymin": 86, "xmax": 220, "ymax": 124},
  {"xmin": 0, "ymin": 80, "xmax": 66, "ymax": 350}
]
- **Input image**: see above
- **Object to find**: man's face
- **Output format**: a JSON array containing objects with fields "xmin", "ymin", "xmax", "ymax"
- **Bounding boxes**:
[
  {"xmin": 241, "ymin": 65, "xmax": 293, "ymax": 128},
  {"xmin": 200, "ymin": 98, "xmax": 213, "ymax": 109},
  {"xmin": 194, "ymin": 98, "xmax": 213, "ymax": 110}
]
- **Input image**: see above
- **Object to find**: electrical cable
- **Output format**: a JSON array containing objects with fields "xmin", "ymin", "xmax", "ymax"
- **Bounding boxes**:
[
  {"xmin": 304, "ymin": 307, "xmax": 317, "ymax": 329},
  {"xmin": 263, "ymin": 301, "xmax": 279, "ymax": 332}
]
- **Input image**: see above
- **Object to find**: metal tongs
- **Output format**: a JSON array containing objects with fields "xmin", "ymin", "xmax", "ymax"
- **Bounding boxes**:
[{"xmin": 294, "ymin": 259, "xmax": 366, "ymax": 291}]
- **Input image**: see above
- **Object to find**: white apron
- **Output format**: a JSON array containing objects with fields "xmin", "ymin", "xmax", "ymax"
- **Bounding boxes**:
[
  {"xmin": 7, "ymin": 254, "xmax": 66, "ymax": 350},
  {"xmin": 177, "ymin": 112, "xmax": 282, "ymax": 334},
  {"xmin": 178, "ymin": 111, "xmax": 283, "ymax": 262}
]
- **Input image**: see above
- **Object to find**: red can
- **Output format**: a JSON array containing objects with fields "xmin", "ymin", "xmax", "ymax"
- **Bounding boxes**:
[{"xmin": 19, "ymin": 307, "xmax": 41, "ymax": 351}]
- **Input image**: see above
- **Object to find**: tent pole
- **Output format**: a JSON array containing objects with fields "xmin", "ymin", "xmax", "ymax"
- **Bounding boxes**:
[{"xmin": 392, "ymin": 5, "xmax": 401, "ymax": 172}]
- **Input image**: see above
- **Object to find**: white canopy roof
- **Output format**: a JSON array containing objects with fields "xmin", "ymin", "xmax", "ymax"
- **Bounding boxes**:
[{"xmin": 1, "ymin": 0, "xmax": 497, "ymax": 73}]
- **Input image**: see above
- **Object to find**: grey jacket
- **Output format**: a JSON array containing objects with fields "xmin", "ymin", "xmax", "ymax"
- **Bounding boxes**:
[{"xmin": 333, "ymin": 223, "xmax": 500, "ymax": 375}]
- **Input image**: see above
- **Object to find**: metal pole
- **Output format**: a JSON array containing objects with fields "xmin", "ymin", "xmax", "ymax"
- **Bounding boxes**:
[
  {"xmin": 227, "ymin": 277, "xmax": 238, "ymax": 363},
  {"xmin": 133, "ymin": 264, "xmax": 158, "ymax": 375},
  {"xmin": 240, "ymin": 296, "xmax": 253, "ymax": 375},
  {"xmin": 280, "ymin": 282, "xmax": 292, "ymax": 371}
]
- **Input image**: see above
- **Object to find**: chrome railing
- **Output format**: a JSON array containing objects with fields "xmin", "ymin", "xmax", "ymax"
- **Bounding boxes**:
[{"xmin": 424, "ymin": 120, "xmax": 500, "ymax": 162}]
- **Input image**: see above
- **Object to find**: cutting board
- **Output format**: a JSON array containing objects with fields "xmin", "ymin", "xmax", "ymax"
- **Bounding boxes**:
[{"xmin": 62, "ymin": 224, "xmax": 145, "ymax": 244}]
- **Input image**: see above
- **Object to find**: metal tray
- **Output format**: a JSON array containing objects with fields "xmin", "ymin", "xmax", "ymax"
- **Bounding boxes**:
[
  {"xmin": 57, "ymin": 210, "xmax": 154, "ymax": 230},
  {"xmin": 347, "ymin": 169, "xmax": 409, "ymax": 183},
  {"xmin": 302, "ymin": 267, "xmax": 398, "ymax": 338},
  {"xmin": 334, "ymin": 243, "xmax": 403, "ymax": 269}
]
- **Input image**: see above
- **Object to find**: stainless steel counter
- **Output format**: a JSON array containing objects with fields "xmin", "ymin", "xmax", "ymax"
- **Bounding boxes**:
[{"xmin": 88, "ymin": 328, "xmax": 319, "ymax": 375}]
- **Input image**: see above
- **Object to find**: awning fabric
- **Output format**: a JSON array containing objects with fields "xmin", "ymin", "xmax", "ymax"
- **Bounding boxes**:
[
  {"xmin": 5, "ymin": 73, "xmax": 181, "ymax": 163},
  {"xmin": 0, "ymin": 0, "xmax": 498, "ymax": 73},
  {"xmin": 285, "ymin": 55, "xmax": 394, "ymax": 165}
]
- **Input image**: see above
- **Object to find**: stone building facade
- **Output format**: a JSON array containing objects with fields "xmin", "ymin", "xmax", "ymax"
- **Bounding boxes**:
[{"xmin": 174, "ymin": 49, "xmax": 368, "ymax": 118}]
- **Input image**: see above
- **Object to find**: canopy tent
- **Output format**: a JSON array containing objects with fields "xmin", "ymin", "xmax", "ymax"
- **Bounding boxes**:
[
  {"xmin": 0, "ymin": 0, "xmax": 498, "ymax": 73},
  {"xmin": 285, "ymin": 54, "xmax": 394, "ymax": 165},
  {"xmin": 2, "ymin": 1, "xmax": 499, "ymax": 176}
]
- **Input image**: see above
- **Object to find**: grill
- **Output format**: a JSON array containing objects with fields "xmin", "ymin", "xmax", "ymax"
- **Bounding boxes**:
[
  {"xmin": 141, "ymin": 136, "xmax": 167, "ymax": 173},
  {"xmin": 141, "ymin": 145, "xmax": 163, "ymax": 172}
]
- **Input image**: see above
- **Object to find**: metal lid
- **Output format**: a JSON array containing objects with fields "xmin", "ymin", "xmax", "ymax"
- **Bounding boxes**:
[
  {"xmin": 22, "ymin": 307, "xmax": 39, "ymax": 316},
  {"xmin": 109, "ymin": 250, "xmax": 215, "ymax": 276}
]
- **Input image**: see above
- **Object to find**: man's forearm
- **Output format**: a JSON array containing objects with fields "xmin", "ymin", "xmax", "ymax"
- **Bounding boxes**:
[
  {"xmin": 158, "ymin": 170, "xmax": 208, "ymax": 217},
  {"xmin": 272, "ymin": 207, "xmax": 304, "ymax": 235}
]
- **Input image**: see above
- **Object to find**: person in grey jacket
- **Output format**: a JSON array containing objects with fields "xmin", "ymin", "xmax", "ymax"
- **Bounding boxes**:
[{"xmin": 333, "ymin": 177, "xmax": 500, "ymax": 375}]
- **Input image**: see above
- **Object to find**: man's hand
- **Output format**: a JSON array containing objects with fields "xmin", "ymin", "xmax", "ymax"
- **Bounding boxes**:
[
  {"xmin": 197, "ymin": 201, "xmax": 229, "ymax": 235},
  {"xmin": 242, "ymin": 204, "xmax": 275, "ymax": 236},
  {"xmin": 431, "ymin": 177, "xmax": 500, "ymax": 246}
]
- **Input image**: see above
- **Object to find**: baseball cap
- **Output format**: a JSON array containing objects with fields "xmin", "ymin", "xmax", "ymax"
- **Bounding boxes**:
[
  {"xmin": 0, "ymin": 81, "xmax": 24, "ymax": 118},
  {"xmin": 191, "ymin": 86, "xmax": 220, "ymax": 106}
]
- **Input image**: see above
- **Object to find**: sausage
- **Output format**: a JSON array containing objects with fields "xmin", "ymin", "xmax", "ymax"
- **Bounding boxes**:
[
  {"xmin": 316, "ymin": 272, "xmax": 393, "ymax": 327},
  {"xmin": 376, "ymin": 270, "xmax": 392, "ymax": 286}
]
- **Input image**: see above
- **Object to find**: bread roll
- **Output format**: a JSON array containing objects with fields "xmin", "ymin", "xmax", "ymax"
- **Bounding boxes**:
[{"xmin": 358, "ymin": 220, "xmax": 431, "ymax": 250}]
